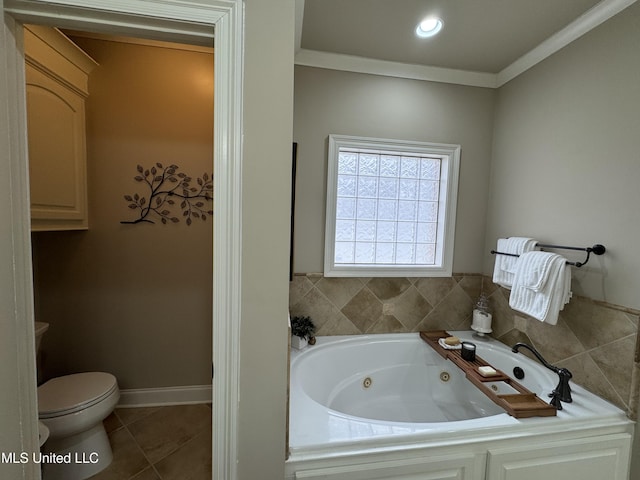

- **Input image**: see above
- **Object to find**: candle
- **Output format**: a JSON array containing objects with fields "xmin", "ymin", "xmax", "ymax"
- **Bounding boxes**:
[{"xmin": 461, "ymin": 342, "xmax": 476, "ymax": 361}]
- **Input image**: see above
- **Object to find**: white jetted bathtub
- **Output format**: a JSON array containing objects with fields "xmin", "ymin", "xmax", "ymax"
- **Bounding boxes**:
[{"xmin": 286, "ymin": 332, "xmax": 634, "ymax": 480}]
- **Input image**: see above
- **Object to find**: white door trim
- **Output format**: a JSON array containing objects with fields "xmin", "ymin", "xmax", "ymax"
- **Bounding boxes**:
[{"xmin": 1, "ymin": 1, "xmax": 242, "ymax": 479}]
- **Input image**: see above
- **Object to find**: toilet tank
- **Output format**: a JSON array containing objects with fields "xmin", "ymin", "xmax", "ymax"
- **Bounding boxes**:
[{"xmin": 35, "ymin": 322, "xmax": 49, "ymax": 353}]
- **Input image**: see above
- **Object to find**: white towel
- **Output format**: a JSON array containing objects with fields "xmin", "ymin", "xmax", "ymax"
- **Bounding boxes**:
[
  {"xmin": 509, "ymin": 251, "xmax": 571, "ymax": 325},
  {"xmin": 492, "ymin": 237, "xmax": 537, "ymax": 289}
]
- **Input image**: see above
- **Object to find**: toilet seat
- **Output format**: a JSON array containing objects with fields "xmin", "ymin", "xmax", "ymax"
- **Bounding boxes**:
[{"xmin": 39, "ymin": 372, "xmax": 118, "ymax": 419}]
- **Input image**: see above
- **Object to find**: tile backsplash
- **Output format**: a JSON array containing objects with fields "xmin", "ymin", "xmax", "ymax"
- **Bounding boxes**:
[{"xmin": 289, "ymin": 273, "xmax": 640, "ymax": 416}]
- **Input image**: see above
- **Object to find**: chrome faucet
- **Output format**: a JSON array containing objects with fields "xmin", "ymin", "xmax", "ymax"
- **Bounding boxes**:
[{"xmin": 512, "ymin": 342, "xmax": 573, "ymax": 410}]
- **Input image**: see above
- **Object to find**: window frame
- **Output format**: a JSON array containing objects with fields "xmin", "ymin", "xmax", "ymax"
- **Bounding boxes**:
[{"xmin": 324, "ymin": 134, "xmax": 460, "ymax": 277}]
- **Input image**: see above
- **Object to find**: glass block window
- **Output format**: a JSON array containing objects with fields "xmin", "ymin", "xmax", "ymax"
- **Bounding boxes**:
[{"xmin": 325, "ymin": 135, "xmax": 460, "ymax": 277}]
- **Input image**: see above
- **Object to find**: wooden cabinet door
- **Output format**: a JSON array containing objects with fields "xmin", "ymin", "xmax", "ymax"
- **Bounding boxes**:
[
  {"xmin": 293, "ymin": 453, "xmax": 484, "ymax": 479},
  {"xmin": 26, "ymin": 62, "xmax": 88, "ymax": 230},
  {"xmin": 486, "ymin": 434, "xmax": 631, "ymax": 480}
]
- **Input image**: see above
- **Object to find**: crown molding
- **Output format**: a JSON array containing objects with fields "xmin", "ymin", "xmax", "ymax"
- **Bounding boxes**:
[
  {"xmin": 496, "ymin": 0, "xmax": 637, "ymax": 86},
  {"xmin": 294, "ymin": 49, "xmax": 497, "ymax": 88},
  {"xmin": 295, "ymin": 0, "xmax": 637, "ymax": 89},
  {"xmin": 63, "ymin": 29, "xmax": 214, "ymax": 53}
]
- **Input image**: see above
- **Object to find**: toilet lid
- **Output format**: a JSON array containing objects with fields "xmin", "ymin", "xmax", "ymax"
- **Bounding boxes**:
[{"xmin": 38, "ymin": 372, "xmax": 118, "ymax": 418}]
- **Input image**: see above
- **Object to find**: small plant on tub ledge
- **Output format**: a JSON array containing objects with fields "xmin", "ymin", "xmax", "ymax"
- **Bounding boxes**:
[{"xmin": 290, "ymin": 316, "xmax": 316, "ymax": 350}]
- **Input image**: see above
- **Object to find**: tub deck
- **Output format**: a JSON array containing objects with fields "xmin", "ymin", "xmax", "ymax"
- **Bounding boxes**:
[{"xmin": 288, "ymin": 332, "xmax": 632, "ymax": 460}]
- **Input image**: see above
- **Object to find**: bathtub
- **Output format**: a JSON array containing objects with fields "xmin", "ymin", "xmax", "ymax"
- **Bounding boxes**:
[{"xmin": 286, "ymin": 332, "xmax": 634, "ymax": 480}]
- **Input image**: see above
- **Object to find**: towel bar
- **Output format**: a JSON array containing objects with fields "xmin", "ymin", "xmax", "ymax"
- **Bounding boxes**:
[{"xmin": 490, "ymin": 243, "xmax": 605, "ymax": 268}]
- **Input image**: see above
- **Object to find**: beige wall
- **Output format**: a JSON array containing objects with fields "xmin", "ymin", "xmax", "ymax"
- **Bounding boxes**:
[
  {"xmin": 32, "ymin": 37, "xmax": 214, "ymax": 388},
  {"xmin": 485, "ymin": 3, "xmax": 640, "ymax": 474},
  {"xmin": 237, "ymin": 0, "xmax": 294, "ymax": 477},
  {"xmin": 486, "ymin": 2, "xmax": 640, "ymax": 310},
  {"xmin": 293, "ymin": 66, "xmax": 496, "ymax": 274},
  {"xmin": 293, "ymin": 3, "xmax": 640, "ymax": 310}
]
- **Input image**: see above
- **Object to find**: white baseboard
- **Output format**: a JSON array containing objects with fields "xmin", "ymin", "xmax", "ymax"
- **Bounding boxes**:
[{"xmin": 117, "ymin": 384, "xmax": 212, "ymax": 408}]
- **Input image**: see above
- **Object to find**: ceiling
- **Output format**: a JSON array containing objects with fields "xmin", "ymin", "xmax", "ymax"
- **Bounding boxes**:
[{"xmin": 296, "ymin": 0, "xmax": 636, "ymax": 87}]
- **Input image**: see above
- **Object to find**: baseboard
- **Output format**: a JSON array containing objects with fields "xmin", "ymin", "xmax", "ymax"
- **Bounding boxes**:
[{"xmin": 117, "ymin": 384, "xmax": 212, "ymax": 408}]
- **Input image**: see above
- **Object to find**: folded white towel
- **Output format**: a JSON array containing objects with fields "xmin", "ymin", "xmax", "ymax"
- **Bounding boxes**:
[
  {"xmin": 517, "ymin": 252, "xmax": 557, "ymax": 291},
  {"xmin": 492, "ymin": 237, "xmax": 537, "ymax": 289},
  {"xmin": 509, "ymin": 251, "xmax": 571, "ymax": 325}
]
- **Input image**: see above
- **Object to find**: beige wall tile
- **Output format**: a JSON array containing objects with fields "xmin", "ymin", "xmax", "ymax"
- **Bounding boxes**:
[
  {"xmin": 289, "ymin": 275, "xmax": 314, "ymax": 309},
  {"xmin": 341, "ymin": 287, "xmax": 383, "ymax": 332},
  {"xmin": 487, "ymin": 288, "xmax": 515, "ymax": 338},
  {"xmin": 559, "ymin": 353, "xmax": 626, "ymax": 409},
  {"xmin": 316, "ymin": 315, "xmax": 360, "ymax": 336},
  {"xmin": 563, "ymin": 296, "xmax": 637, "ymax": 349},
  {"xmin": 414, "ymin": 311, "xmax": 452, "ymax": 332},
  {"xmin": 414, "ymin": 277, "xmax": 457, "ymax": 307},
  {"xmin": 367, "ymin": 315, "xmax": 406, "ymax": 334},
  {"xmin": 389, "ymin": 286, "xmax": 432, "ymax": 331},
  {"xmin": 315, "ymin": 277, "xmax": 364, "ymax": 310},
  {"xmin": 497, "ymin": 328, "xmax": 532, "ymax": 350},
  {"xmin": 290, "ymin": 287, "xmax": 345, "ymax": 332},
  {"xmin": 520, "ymin": 317, "xmax": 585, "ymax": 365},
  {"xmin": 426, "ymin": 284, "xmax": 473, "ymax": 331},
  {"xmin": 367, "ymin": 278, "xmax": 411, "ymax": 301},
  {"xmin": 589, "ymin": 335, "xmax": 637, "ymax": 406},
  {"xmin": 458, "ymin": 275, "xmax": 483, "ymax": 305}
]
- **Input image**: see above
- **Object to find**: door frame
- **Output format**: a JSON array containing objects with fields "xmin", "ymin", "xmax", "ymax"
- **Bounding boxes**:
[{"xmin": 0, "ymin": 1, "xmax": 243, "ymax": 479}]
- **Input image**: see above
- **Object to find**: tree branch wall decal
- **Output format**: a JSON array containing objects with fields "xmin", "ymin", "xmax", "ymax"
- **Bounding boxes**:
[{"xmin": 121, "ymin": 163, "xmax": 213, "ymax": 225}]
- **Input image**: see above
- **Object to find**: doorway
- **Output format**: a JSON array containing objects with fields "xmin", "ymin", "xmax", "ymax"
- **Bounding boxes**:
[
  {"xmin": 1, "ymin": 2, "xmax": 242, "ymax": 479},
  {"xmin": 29, "ymin": 27, "xmax": 214, "ymax": 475}
]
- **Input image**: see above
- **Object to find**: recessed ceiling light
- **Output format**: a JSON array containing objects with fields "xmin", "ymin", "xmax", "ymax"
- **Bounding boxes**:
[{"xmin": 416, "ymin": 17, "xmax": 443, "ymax": 38}]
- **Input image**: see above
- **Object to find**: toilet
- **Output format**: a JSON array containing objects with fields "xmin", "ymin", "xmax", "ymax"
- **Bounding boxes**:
[{"xmin": 35, "ymin": 322, "xmax": 120, "ymax": 480}]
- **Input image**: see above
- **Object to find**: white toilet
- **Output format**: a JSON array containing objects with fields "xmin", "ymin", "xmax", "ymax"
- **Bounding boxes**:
[{"xmin": 35, "ymin": 322, "xmax": 120, "ymax": 480}]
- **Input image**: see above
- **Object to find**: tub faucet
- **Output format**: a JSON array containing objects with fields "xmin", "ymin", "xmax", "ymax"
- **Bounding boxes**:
[{"xmin": 511, "ymin": 343, "xmax": 572, "ymax": 410}]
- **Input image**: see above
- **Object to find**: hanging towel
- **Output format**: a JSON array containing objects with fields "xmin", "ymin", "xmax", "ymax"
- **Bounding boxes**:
[
  {"xmin": 492, "ymin": 237, "xmax": 537, "ymax": 289},
  {"xmin": 509, "ymin": 251, "xmax": 571, "ymax": 325}
]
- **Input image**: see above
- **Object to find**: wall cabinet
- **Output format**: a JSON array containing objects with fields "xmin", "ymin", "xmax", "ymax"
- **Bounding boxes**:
[{"xmin": 24, "ymin": 25, "xmax": 97, "ymax": 231}]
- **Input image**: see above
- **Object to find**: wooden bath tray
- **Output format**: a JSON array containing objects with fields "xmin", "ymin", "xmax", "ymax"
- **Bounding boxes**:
[{"xmin": 420, "ymin": 331, "xmax": 556, "ymax": 418}]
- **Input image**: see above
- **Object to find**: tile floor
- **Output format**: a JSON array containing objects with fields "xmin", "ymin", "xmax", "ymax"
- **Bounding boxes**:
[{"xmin": 89, "ymin": 403, "xmax": 212, "ymax": 480}]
